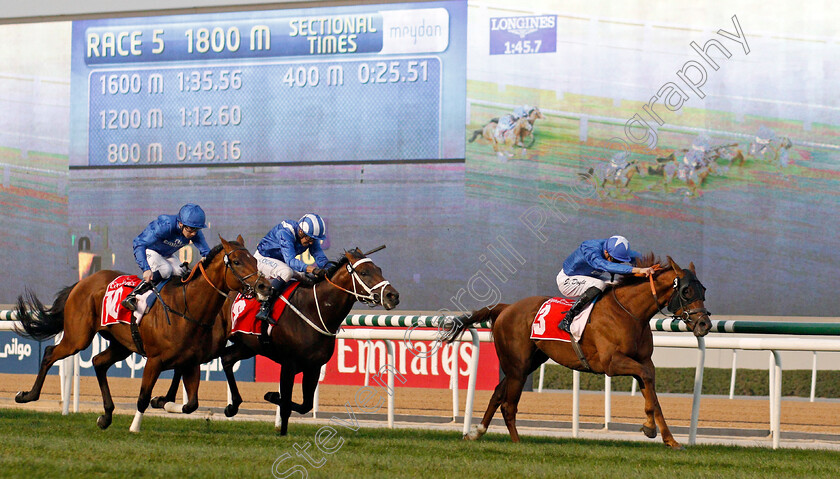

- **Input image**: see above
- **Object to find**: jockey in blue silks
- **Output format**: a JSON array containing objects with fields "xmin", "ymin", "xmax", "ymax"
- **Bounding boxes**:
[
  {"xmin": 555, "ymin": 235, "xmax": 655, "ymax": 333},
  {"xmin": 253, "ymin": 213, "xmax": 330, "ymax": 324},
  {"xmin": 122, "ymin": 203, "xmax": 211, "ymax": 311}
]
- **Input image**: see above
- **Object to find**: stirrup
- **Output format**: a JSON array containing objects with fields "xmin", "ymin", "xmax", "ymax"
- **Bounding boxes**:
[
  {"xmin": 121, "ymin": 296, "xmax": 138, "ymax": 312},
  {"xmin": 558, "ymin": 315, "xmax": 573, "ymax": 333},
  {"xmin": 255, "ymin": 301, "xmax": 276, "ymax": 325}
]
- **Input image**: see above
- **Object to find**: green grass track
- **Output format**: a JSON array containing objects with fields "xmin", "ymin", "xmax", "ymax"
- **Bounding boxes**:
[{"xmin": 1, "ymin": 409, "xmax": 839, "ymax": 478}]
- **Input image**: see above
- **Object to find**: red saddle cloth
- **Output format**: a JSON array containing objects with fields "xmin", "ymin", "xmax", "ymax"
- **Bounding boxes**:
[
  {"xmin": 530, "ymin": 297, "xmax": 574, "ymax": 342},
  {"xmin": 231, "ymin": 282, "xmax": 301, "ymax": 335},
  {"xmin": 100, "ymin": 275, "xmax": 142, "ymax": 327}
]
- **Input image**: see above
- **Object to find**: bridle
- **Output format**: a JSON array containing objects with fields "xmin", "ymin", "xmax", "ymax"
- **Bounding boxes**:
[
  {"xmin": 188, "ymin": 246, "xmax": 263, "ymax": 300},
  {"xmin": 649, "ymin": 268, "xmax": 710, "ymax": 324},
  {"xmin": 325, "ymin": 256, "xmax": 391, "ymax": 307},
  {"xmin": 613, "ymin": 267, "xmax": 711, "ymax": 327}
]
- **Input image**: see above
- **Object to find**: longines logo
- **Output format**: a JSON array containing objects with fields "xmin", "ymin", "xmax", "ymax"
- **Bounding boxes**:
[{"xmin": 490, "ymin": 15, "xmax": 556, "ymax": 39}]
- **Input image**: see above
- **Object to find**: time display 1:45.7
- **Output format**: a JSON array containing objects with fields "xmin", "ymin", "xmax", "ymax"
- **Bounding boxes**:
[{"xmin": 502, "ymin": 40, "xmax": 542, "ymax": 54}]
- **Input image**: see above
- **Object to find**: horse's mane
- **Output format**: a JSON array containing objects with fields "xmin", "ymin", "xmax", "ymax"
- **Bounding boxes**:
[
  {"xmin": 324, "ymin": 249, "xmax": 364, "ymax": 280},
  {"xmin": 180, "ymin": 241, "xmax": 241, "ymax": 284},
  {"xmin": 612, "ymin": 252, "xmax": 671, "ymax": 287}
]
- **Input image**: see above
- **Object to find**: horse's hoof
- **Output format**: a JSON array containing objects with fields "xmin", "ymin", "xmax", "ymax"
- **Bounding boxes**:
[
  {"xmin": 163, "ymin": 402, "xmax": 182, "ymax": 413},
  {"xmin": 641, "ymin": 425, "xmax": 657, "ymax": 439},
  {"xmin": 224, "ymin": 404, "xmax": 239, "ymax": 418},
  {"xmin": 96, "ymin": 415, "xmax": 112, "ymax": 430},
  {"xmin": 14, "ymin": 391, "xmax": 29, "ymax": 403},
  {"xmin": 668, "ymin": 442, "xmax": 685, "ymax": 450},
  {"xmin": 264, "ymin": 392, "xmax": 281, "ymax": 406},
  {"xmin": 150, "ymin": 396, "xmax": 167, "ymax": 409}
]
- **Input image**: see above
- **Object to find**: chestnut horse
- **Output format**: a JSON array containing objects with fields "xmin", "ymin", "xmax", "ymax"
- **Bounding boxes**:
[
  {"xmin": 469, "ymin": 107, "xmax": 545, "ymax": 158},
  {"xmin": 445, "ymin": 256, "xmax": 711, "ymax": 449},
  {"xmin": 13, "ymin": 236, "xmax": 270, "ymax": 432}
]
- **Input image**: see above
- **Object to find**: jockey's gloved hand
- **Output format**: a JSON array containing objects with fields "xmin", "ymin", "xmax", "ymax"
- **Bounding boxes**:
[
  {"xmin": 300, "ymin": 272, "xmax": 319, "ymax": 286},
  {"xmin": 310, "ymin": 267, "xmax": 325, "ymax": 279}
]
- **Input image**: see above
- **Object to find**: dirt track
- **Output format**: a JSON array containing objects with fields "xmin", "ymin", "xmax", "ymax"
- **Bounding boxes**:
[{"xmin": 2, "ymin": 373, "xmax": 840, "ymax": 437}]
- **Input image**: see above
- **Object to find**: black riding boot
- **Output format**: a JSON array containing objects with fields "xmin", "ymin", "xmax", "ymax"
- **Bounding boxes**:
[
  {"xmin": 558, "ymin": 286, "xmax": 602, "ymax": 333},
  {"xmin": 121, "ymin": 280, "xmax": 154, "ymax": 312},
  {"xmin": 255, "ymin": 279, "xmax": 285, "ymax": 326}
]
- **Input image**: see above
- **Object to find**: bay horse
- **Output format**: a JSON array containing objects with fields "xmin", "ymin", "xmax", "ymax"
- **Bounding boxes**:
[
  {"xmin": 153, "ymin": 247, "xmax": 400, "ymax": 435},
  {"xmin": 444, "ymin": 255, "xmax": 711, "ymax": 449},
  {"xmin": 13, "ymin": 236, "xmax": 270, "ymax": 432}
]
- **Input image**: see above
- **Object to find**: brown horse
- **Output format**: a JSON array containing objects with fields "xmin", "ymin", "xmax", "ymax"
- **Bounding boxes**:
[
  {"xmin": 217, "ymin": 247, "xmax": 400, "ymax": 434},
  {"xmin": 13, "ymin": 236, "xmax": 270, "ymax": 432},
  {"xmin": 444, "ymin": 255, "xmax": 711, "ymax": 449},
  {"xmin": 469, "ymin": 107, "xmax": 545, "ymax": 158}
]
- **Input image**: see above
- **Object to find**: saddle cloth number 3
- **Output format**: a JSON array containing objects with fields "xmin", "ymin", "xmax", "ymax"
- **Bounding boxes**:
[{"xmin": 532, "ymin": 302, "xmax": 551, "ymax": 335}]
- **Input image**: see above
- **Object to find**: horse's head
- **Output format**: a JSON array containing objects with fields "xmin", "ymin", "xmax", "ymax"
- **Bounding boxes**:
[
  {"xmin": 663, "ymin": 257, "xmax": 711, "ymax": 337},
  {"xmin": 327, "ymin": 247, "xmax": 400, "ymax": 310},
  {"xmin": 218, "ymin": 235, "xmax": 271, "ymax": 301},
  {"xmin": 529, "ymin": 106, "xmax": 544, "ymax": 121}
]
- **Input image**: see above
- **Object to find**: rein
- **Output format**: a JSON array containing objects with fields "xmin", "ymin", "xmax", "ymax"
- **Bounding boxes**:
[{"xmin": 151, "ymin": 247, "xmax": 261, "ymax": 329}]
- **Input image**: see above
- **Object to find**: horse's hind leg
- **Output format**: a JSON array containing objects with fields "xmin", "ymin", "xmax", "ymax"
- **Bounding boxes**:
[
  {"xmin": 16, "ymin": 329, "xmax": 95, "ymax": 403},
  {"xmin": 464, "ymin": 377, "xmax": 507, "ymax": 440},
  {"xmin": 92, "ymin": 342, "xmax": 131, "ymax": 429},
  {"xmin": 222, "ymin": 342, "xmax": 256, "ymax": 418},
  {"xmin": 129, "ymin": 356, "xmax": 163, "ymax": 433},
  {"xmin": 500, "ymin": 374, "xmax": 527, "ymax": 442},
  {"xmin": 151, "ymin": 369, "xmax": 182, "ymax": 409}
]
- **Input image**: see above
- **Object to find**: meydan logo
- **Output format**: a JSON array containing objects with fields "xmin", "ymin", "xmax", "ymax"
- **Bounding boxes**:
[
  {"xmin": 0, "ymin": 337, "xmax": 32, "ymax": 361},
  {"xmin": 490, "ymin": 15, "xmax": 556, "ymax": 39}
]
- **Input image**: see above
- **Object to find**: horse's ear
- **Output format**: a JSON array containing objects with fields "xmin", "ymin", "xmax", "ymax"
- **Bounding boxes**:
[
  {"xmin": 237, "ymin": 234, "xmax": 245, "ymax": 246},
  {"xmin": 667, "ymin": 256, "xmax": 683, "ymax": 274},
  {"xmin": 219, "ymin": 235, "xmax": 231, "ymax": 251},
  {"xmin": 689, "ymin": 261, "xmax": 696, "ymax": 274}
]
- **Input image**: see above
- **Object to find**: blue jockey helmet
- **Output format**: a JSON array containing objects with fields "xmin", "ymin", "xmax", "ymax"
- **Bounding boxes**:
[
  {"xmin": 299, "ymin": 213, "xmax": 326, "ymax": 241},
  {"xmin": 605, "ymin": 235, "xmax": 632, "ymax": 263},
  {"xmin": 177, "ymin": 203, "xmax": 207, "ymax": 229}
]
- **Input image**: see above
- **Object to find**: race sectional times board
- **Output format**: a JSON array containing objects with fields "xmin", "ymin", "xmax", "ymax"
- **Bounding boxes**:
[{"xmin": 69, "ymin": 1, "xmax": 466, "ymax": 167}]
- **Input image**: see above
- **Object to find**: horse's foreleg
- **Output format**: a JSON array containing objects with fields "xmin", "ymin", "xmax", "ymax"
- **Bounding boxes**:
[
  {"xmin": 92, "ymin": 343, "xmax": 131, "ymax": 429},
  {"xmin": 130, "ymin": 356, "xmax": 163, "ymax": 433},
  {"xmin": 605, "ymin": 353, "xmax": 681, "ymax": 449},
  {"xmin": 222, "ymin": 342, "xmax": 255, "ymax": 418},
  {"xmin": 151, "ymin": 369, "xmax": 182, "ymax": 409},
  {"xmin": 275, "ymin": 364, "xmax": 297, "ymax": 435},
  {"xmin": 289, "ymin": 365, "xmax": 320, "ymax": 414},
  {"xmin": 638, "ymin": 358, "xmax": 681, "ymax": 449},
  {"xmin": 178, "ymin": 364, "xmax": 201, "ymax": 414}
]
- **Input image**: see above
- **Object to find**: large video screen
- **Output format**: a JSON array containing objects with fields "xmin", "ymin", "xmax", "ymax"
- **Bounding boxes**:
[{"xmin": 69, "ymin": 1, "xmax": 466, "ymax": 167}]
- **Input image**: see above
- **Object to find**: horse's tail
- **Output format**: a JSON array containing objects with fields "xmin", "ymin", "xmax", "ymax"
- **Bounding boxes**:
[
  {"xmin": 14, "ymin": 284, "xmax": 75, "ymax": 341},
  {"xmin": 468, "ymin": 128, "xmax": 483, "ymax": 143},
  {"xmin": 442, "ymin": 303, "xmax": 509, "ymax": 343}
]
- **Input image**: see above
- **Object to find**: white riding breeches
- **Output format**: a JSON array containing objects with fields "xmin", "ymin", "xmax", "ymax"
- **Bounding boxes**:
[
  {"xmin": 556, "ymin": 269, "xmax": 607, "ymax": 299},
  {"xmin": 146, "ymin": 250, "xmax": 185, "ymax": 279},
  {"xmin": 254, "ymin": 251, "xmax": 296, "ymax": 282}
]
